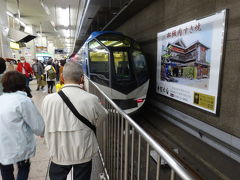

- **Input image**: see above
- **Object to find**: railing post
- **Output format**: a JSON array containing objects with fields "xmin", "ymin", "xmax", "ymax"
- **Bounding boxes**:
[
  {"xmin": 171, "ymin": 169, "xmax": 175, "ymax": 180},
  {"xmin": 145, "ymin": 143, "xmax": 150, "ymax": 180},
  {"xmin": 156, "ymin": 155, "xmax": 161, "ymax": 180},
  {"xmin": 111, "ymin": 109, "xmax": 115, "ymax": 178},
  {"xmin": 113, "ymin": 109, "xmax": 117, "ymax": 179},
  {"xmin": 106, "ymin": 102, "xmax": 110, "ymax": 171},
  {"xmin": 116, "ymin": 113, "xmax": 120, "ymax": 180},
  {"xmin": 109, "ymin": 104, "xmax": 112, "ymax": 176},
  {"xmin": 120, "ymin": 116, "xmax": 124, "ymax": 180},
  {"xmin": 124, "ymin": 119, "xmax": 129, "ymax": 180},
  {"xmin": 103, "ymin": 114, "xmax": 106, "ymax": 163},
  {"xmin": 137, "ymin": 135, "xmax": 141, "ymax": 180},
  {"xmin": 130, "ymin": 128, "xmax": 135, "ymax": 180}
]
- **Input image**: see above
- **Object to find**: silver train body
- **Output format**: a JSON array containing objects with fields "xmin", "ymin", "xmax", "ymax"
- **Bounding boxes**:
[{"xmin": 75, "ymin": 31, "xmax": 149, "ymax": 114}]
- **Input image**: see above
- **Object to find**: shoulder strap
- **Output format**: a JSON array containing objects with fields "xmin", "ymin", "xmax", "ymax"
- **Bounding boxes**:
[{"xmin": 58, "ymin": 90, "xmax": 96, "ymax": 134}]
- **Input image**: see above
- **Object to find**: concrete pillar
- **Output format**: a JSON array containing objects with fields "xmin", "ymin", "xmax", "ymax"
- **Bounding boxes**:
[
  {"xmin": 0, "ymin": 0, "xmax": 11, "ymax": 58},
  {"xmin": 48, "ymin": 42, "xmax": 55, "ymax": 56}
]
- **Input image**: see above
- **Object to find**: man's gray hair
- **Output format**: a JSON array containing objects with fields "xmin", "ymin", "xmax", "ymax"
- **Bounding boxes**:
[{"xmin": 63, "ymin": 62, "xmax": 83, "ymax": 82}]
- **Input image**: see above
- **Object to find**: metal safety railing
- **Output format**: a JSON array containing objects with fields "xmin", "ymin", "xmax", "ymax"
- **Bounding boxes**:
[{"xmin": 88, "ymin": 79, "xmax": 202, "ymax": 180}]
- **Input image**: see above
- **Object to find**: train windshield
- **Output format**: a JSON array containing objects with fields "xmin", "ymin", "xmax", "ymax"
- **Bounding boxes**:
[
  {"xmin": 89, "ymin": 40, "xmax": 109, "ymax": 78},
  {"xmin": 113, "ymin": 51, "xmax": 130, "ymax": 80},
  {"xmin": 97, "ymin": 34, "xmax": 131, "ymax": 47}
]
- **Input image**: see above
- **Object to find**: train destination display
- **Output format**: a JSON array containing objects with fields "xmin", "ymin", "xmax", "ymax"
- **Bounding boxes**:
[{"xmin": 156, "ymin": 10, "xmax": 227, "ymax": 114}]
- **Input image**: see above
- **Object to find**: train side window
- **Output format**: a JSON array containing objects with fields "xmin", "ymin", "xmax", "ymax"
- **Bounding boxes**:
[
  {"xmin": 113, "ymin": 51, "xmax": 130, "ymax": 80},
  {"xmin": 132, "ymin": 51, "xmax": 148, "ymax": 75},
  {"xmin": 88, "ymin": 40, "xmax": 109, "ymax": 78}
]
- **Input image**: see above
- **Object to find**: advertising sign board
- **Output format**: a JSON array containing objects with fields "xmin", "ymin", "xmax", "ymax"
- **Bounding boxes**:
[{"xmin": 156, "ymin": 10, "xmax": 227, "ymax": 114}]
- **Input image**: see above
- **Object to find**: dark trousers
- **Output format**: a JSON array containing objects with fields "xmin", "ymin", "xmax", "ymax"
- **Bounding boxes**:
[
  {"xmin": 56, "ymin": 73, "xmax": 60, "ymax": 82},
  {"xmin": 25, "ymin": 77, "xmax": 30, "ymax": 87},
  {"xmin": 47, "ymin": 81, "xmax": 55, "ymax": 93},
  {"xmin": 0, "ymin": 160, "xmax": 30, "ymax": 180},
  {"xmin": 49, "ymin": 161, "xmax": 92, "ymax": 180}
]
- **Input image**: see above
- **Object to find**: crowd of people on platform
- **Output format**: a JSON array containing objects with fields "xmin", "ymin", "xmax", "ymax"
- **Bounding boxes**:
[
  {"xmin": 0, "ymin": 57, "xmax": 108, "ymax": 180},
  {"xmin": 4, "ymin": 56, "xmax": 67, "ymax": 95}
]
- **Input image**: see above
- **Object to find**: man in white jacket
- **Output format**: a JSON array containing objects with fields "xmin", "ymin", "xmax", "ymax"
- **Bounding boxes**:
[{"xmin": 42, "ymin": 62, "xmax": 107, "ymax": 180}]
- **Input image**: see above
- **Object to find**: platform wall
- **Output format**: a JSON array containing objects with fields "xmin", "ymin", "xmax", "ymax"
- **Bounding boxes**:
[{"xmin": 116, "ymin": 0, "xmax": 240, "ymax": 137}]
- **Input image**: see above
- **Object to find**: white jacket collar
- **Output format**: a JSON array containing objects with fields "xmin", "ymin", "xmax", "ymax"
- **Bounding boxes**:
[
  {"xmin": 63, "ymin": 84, "xmax": 81, "ymax": 89},
  {"xmin": 2, "ymin": 91, "xmax": 27, "ymax": 96}
]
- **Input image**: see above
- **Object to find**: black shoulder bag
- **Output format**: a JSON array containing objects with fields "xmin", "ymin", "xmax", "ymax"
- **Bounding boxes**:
[{"xmin": 58, "ymin": 90, "xmax": 96, "ymax": 134}]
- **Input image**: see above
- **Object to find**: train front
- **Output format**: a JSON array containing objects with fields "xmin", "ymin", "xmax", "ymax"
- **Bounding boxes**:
[{"xmin": 87, "ymin": 32, "xmax": 149, "ymax": 114}]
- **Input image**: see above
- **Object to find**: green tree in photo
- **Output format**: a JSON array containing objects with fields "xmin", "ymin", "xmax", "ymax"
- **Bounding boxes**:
[
  {"xmin": 183, "ymin": 67, "xmax": 195, "ymax": 79},
  {"xmin": 161, "ymin": 45, "xmax": 172, "ymax": 63}
]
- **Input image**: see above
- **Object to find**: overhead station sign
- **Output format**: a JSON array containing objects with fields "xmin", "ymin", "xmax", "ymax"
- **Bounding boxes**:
[
  {"xmin": 156, "ymin": 10, "xmax": 227, "ymax": 114},
  {"xmin": 10, "ymin": 42, "xmax": 20, "ymax": 50}
]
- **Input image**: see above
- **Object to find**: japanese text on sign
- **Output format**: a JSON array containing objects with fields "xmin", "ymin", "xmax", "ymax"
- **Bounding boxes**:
[{"xmin": 166, "ymin": 23, "xmax": 201, "ymax": 39}]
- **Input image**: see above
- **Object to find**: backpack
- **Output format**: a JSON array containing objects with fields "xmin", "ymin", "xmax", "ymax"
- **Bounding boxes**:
[{"xmin": 47, "ymin": 67, "xmax": 56, "ymax": 80}]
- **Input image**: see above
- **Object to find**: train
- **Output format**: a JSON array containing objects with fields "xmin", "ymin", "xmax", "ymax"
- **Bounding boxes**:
[{"xmin": 75, "ymin": 31, "xmax": 149, "ymax": 114}]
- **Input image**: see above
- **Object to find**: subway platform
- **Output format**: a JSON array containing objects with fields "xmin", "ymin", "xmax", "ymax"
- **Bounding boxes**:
[{"xmin": 0, "ymin": 80, "xmax": 104, "ymax": 180}]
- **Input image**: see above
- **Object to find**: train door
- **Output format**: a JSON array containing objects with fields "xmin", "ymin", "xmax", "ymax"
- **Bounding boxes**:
[{"xmin": 88, "ymin": 39, "xmax": 111, "ymax": 96}]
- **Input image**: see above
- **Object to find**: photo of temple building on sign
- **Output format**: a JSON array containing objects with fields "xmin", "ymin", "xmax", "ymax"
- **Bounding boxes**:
[{"xmin": 161, "ymin": 39, "xmax": 210, "ymax": 89}]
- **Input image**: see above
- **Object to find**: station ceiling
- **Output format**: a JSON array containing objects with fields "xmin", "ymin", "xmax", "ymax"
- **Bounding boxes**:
[
  {"xmin": 6, "ymin": 0, "xmax": 155, "ymax": 55},
  {"xmin": 6, "ymin": 0, "xmax": 81, "ymax": 52}
]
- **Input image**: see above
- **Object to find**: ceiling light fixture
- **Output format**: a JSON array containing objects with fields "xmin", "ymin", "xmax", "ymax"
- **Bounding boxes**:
[
  {"xmin": 57, "ymin": 7, "xmax": 69, "ymax": 27},
  {"xmin": 40, "ymin": 1, "xmax": 51, "ymax": 16},
  {"xmin": 65, "ymin": 38, "xmax": 71, "ymax": 43},
  {"xmin": 14, "ymin": 17, "xmax": 26, "ymax": 27},
  {"xmin": 6, "ymin": 11, "xmax": 14, "ymax": 17},
  {"xmin": 63, "ymin": 29, "xmax": 70, "ymax": 38},
  {"xmin": 50, "ymin": 21, "xmax": 55, "ymax": 27}
]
